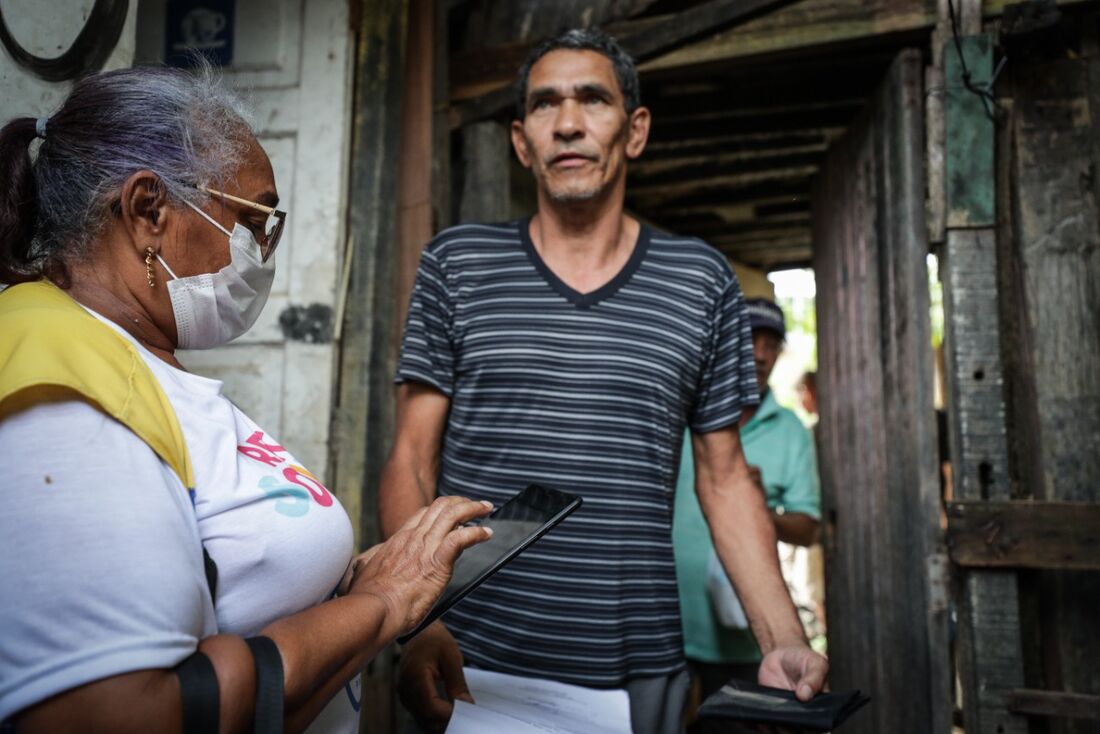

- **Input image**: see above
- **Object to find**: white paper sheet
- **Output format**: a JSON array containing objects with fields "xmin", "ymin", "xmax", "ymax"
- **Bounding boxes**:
[{"xmin": 444, "ymin": 667, "xmax": 633, "ymax": 734}]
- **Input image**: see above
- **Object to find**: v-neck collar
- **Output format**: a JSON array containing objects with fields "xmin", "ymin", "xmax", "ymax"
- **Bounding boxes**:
[{"xmin": 519, "ymin": 215, "xmax": 651, "ymax": 309}]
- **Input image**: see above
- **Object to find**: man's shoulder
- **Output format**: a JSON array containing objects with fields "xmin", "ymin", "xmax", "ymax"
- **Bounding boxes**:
[
  {"xmin": 424, "ymin": 221, "xmax": 523, "ymax": 260},
  {"xmin": 642, "ymin": 227, "xmax": 736, "ymax": 283}
]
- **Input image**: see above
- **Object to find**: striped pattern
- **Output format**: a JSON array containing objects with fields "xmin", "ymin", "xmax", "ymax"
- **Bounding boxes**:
[{"xmin": 396, "ymin": 219, "xmax": 756, "ymax": 686}]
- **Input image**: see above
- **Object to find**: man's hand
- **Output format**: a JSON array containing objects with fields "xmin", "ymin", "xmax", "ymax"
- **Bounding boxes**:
[
  {"xmin": 758, "ymin": 644, "xmax": 829, "ymax": 701},
  {"xmin": 397, "ymin": 622, "xmax": 471, "ymax": 734}
]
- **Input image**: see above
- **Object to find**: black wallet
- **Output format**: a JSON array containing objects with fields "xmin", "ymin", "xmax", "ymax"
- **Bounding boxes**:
[{"xmin": 696, "ymin": 679, "xmax": 871, "ymax": 732}]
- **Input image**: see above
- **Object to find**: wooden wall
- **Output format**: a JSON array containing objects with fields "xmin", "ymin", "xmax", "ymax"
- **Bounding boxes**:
[
  {"xmin": 998, "ymin": 34, "xmax": 1100, "ymax": 734},
  {"xmin": 812, "ymin": 49, "xmax": 951, "ymax": 734}
]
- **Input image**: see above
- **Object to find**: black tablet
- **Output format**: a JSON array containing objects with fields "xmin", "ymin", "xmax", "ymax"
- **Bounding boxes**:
[{"xmin": 397, "ymin": 484, "xmax": 583, "ymax": 644}]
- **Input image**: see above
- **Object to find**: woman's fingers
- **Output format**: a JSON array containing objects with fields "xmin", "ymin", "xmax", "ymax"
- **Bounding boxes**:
[
  {"xmin": 426, "ymin": 497, "xmax": 493, "ymax": 545},
  {"xmin": 436, "ymin": 525, "xmax": 494, "ymax": 567}
]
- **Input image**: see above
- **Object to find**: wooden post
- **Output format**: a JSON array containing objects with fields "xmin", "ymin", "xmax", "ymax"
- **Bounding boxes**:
[
  {"xmin": 431, "ymin": 0, "xmax": 452, "ymax": 232},
  {"xmin": 396, "ymin": 0, "xmax": 435, "ymax": 330},
  {"xmin": 941, "ymin": 26, "xmax": 1028, "ymax": 734},
  {"xmin": 459, "ymin": 120, "xmax": 512, "ymax": 222},
  {"xmin": 1003, "ymin": 52, "xmax": 1100, "ymax": 734},
  {"xmin": 329, "ymin": 1, "xmax": 408, "ymax": 731},
  {"xmin": 812, "ymin": 49, "xmax": 949, "ymax": 734}
]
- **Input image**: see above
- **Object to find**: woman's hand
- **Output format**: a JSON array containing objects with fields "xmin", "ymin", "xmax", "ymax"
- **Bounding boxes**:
[{"xmin": 340, "ymin": 495, "xmax": 494, "ymax": 634}]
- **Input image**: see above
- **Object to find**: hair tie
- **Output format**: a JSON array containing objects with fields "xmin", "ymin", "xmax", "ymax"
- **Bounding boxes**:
[{"xmin": 35, "ymin": 117, "xmax": 48, "ymax": 139}]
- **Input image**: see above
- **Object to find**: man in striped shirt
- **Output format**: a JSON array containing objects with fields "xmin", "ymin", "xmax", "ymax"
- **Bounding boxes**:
[{"xmin": 380, "ymin": 28, "xmax": 827, "ymax": 734}]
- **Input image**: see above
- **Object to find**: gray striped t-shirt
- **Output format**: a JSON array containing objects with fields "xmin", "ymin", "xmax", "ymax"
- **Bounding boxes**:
[{"xmin": 395, "ymin": 219, "xmax": 757, "ymax": 686}]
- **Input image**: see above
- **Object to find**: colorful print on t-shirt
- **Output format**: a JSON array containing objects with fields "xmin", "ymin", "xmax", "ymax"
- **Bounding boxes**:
[{"xmin": 238, "ymin": 430, "xmax": 334, "ymax": 516}]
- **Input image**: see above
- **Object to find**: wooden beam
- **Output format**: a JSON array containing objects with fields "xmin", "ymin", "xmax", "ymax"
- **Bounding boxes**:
[
  {"xmin": 629, "ymin": 147, "xmax": 826, "ymax": 186},
  {"xmin": 947, "ymin": 501, "xmax": 1100, "ymax": 571},
  {"xmin": 396, "ymin": 0, "xmax": 435, "ymax": 335},
  {"xmin": 452, "ymin": 0, "xmax": 804, "ymax": 126},
  {"xmin": 811, "ymin": 50, "xmax": 948, "ymax": 734},
  {"xmin": 643, "ymin": 128, "xmax": 846, "ymax": 159},
  {"xmin": 632, "ymin": 143, "xmax": 829, "ymax": 178},
  {"xmin": 1005, "ymin": 689, "xmax": 1100, "ymax": 720},
  {"xmin": 639, "ymin": 0, "xmax": 1093, "ymax": 74},
  {"xmin": 331, "ymin": 1, "xmax": 408, "ymax": 731},
  {"xmin": 1006, "ymin": 50, "xmax": 1100, "ymax": 717},
  {"xmin": 629, "ymin": 164, "xmax": 817, "ymax": 201},
  {"xmin": 640, "ymin": 0, "xmax": 935, "ymax": 74},
  {"xmin": 648, "ymin": 104, "xmax": 860, "ymax": 144},
  {"xmin": 458, "ymin": 121, "xmax": 512, "ymax": 221},
  {"xmin": 941, "ymin": 18, "xmax": 1027, "ymax": 733},
  {"xmin": 628, "ymin": 175, "xmax": 810, "ymax": 208}
]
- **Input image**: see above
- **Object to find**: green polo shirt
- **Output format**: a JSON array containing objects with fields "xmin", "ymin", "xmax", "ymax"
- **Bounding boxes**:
[{"xmin": 673, "ymin": 390, "xmax": 820, "ymax": 663}]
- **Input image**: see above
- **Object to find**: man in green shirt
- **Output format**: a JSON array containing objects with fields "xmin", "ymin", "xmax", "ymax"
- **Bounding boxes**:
[{"xmin": 674, "ymin": 298, "xmax": 821, "ymax": 698}]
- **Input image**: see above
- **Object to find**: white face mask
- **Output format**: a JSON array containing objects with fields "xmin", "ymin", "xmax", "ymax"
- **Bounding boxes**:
[{"xmin": 157, "ymin": 201, "xmax": 276, "ymax": 350}]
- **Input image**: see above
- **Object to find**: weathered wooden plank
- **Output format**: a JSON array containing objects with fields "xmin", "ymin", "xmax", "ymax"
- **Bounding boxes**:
[
  {"xmin": 946, "ymin": 500, "xmax": 1100, "ymax": 570},
  {"xmin": 812, "ymin": 50, "xmax": 948, "ymax": 734},
  {"xmin": 453, "ymin": 0, "xmax": 802, "ymax": 125},
  {"xmin": 396, "ymin": 0, "xmax": 435, "ymax": 332},
  {"xmin": 641, "ymin": 0, "xmax": 935, "ymax": 72},
  {"xmin": 941, "ymin": 14, "xmax": 1027, "ymax": 727},
  {"xmin": 943, "ymin": 229, "xmax": 1011, "ymax": 500},
  {"xmin": 1006, "ymin": 689, "xmax": 1100, "ymax": 719},
  {"xmin": 629, "ymin": 146, "xmax": 827, "ymax": 185},
  {"xmin": 944, "ymin": 227, "xmax": 1028, "ymax": 734},
  {"xmin": 431, "ymin": 0, "xmax": 452, "ymax": 231},
  {"xmin": 1007, "ymin": 53, "xmax": 1100, "ymax": 734},
  {"xmin": 956, "ymin": 571, "xmax": 1029, "ymax": 734},
  {"xmin": 944, "ymin": 34, "xmax": 994, "ymax": 228},
  {"xmin": 329, "ymin": 2, "xmax": 408, "ymax": 731},
  {"xmin": 458, "ymin": 120, "xmax": 512, "ymax": 222},
  {"xmin": 639, "ymin": 0, "xmax": 1089, "ymax": 73}
]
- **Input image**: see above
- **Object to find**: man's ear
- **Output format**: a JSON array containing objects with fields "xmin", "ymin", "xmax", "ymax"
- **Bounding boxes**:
[
  {"xmin": 511, "ymin": 120, "xmax": 533, "ymax": 169},
  {"xmin": 625, "ymin": 106, "xmax": 651, "ymax": 160},
  {"xmin": 117, "ymin": 170, "xmax": 170, "ymax": 256}
]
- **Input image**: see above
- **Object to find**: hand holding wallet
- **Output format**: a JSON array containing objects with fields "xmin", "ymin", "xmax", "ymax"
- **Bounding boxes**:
[{"xmin": 697, "ymin": 678, "xmax": 871, "ymax": 732}]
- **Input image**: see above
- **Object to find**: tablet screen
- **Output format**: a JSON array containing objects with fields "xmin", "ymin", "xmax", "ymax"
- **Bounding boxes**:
[{"xmin": 398, "ymin": 484, "xmax": 582, "ymax": 643}]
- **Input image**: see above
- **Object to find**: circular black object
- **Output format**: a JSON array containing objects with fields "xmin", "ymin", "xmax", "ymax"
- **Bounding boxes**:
[{"xmin": 0, "ymin": 0, "xmax": 130, "ymax": 82}]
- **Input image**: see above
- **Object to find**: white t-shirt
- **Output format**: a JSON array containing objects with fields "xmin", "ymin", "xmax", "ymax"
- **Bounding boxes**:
[{"xmin": 0, "ymin": 312, "xmax": 358, "ymax": 730}]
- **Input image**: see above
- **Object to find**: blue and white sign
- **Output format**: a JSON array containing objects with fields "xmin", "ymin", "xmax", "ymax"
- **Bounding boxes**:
[{"xmin": 165, "ymin": 0, "xmax": 235, "ymax": 67}]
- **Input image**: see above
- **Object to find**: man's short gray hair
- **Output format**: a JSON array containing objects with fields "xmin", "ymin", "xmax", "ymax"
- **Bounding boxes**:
[{"xmin": 513, "ymin": 28, "xmax": 641, "ymax": 120}]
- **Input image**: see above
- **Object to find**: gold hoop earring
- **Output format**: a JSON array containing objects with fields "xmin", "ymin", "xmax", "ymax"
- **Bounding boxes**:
[{"xmin": 145, "ymin": 247, "xmax": 156, "ymax": 287}]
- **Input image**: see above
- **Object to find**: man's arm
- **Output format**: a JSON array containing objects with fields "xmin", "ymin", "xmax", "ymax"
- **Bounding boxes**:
[
  {"xmin": 379, "ymin": 382, "xmax": 452, "ymax": 538},
  {"xmin": 692, "ymin": 426, "xmax": 828, "ymax": 700},
  {"xmin": 744, "ymin": 464, "xmax": 820, "ymax": 546},
  {"xmin": 771, "ymin": 417, "xmax": 822, "ymax": 547}
]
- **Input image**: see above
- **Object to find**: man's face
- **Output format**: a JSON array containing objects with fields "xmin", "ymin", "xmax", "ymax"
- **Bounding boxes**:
[
  {"xmin": 752, "ymin": 329, "xmax": 783, "ymax": 396},
  {"xmin": 511, "ymin": 49, "xmax": 650, "ymax": 205}
]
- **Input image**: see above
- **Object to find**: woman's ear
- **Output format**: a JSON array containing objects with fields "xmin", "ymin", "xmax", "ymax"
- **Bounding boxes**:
[{"xmin": 118, "ymin": 170, "xmax": 170, "ymax": 255}]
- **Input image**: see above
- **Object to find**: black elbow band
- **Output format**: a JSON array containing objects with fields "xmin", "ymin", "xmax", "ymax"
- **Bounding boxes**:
[
  {"xmin": 175, "ymin": 651, "xmax": 219, "ymax": 734},
  {"xmin": 245, "ymin": 636, "xmax": 285, "ymax": 734},
  {"xmin": 175, "ymin": 637, "xmax": 284, "ymax": 734}
]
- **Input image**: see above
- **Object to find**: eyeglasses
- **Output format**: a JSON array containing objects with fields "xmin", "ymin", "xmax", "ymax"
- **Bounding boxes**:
[{"xmin": 197, "ymin": 185, "xmax": 286, "ymax": 263}]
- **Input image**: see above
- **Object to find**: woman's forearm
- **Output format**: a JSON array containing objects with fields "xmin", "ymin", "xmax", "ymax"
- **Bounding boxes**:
[
  {"xmin": 16, "ymin": 594, "xmax": 398, "ymax": 734},
  {"xmin": 262, "ymin": 592, "xmax": 399, "ymax": 732}
]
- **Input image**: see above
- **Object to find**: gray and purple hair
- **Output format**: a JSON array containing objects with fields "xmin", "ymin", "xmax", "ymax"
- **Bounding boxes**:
[{"xmin": 0, "ymin": 62, "xmax": 254, "ymax": 285}]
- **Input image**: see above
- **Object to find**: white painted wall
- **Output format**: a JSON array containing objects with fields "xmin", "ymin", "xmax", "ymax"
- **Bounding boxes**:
[
  {"xmin": 0, "ymin": 0, "xmax": 138, "ymax": 116},
  {"xmin": 136, "ymin": 0, "xmax": 354, "ymax": 479}
]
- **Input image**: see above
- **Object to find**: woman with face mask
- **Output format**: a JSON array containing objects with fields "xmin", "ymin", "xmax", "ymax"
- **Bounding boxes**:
[{"xmin": 0, "ymin": 65, "xmax": 492, "ymax": 733}]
